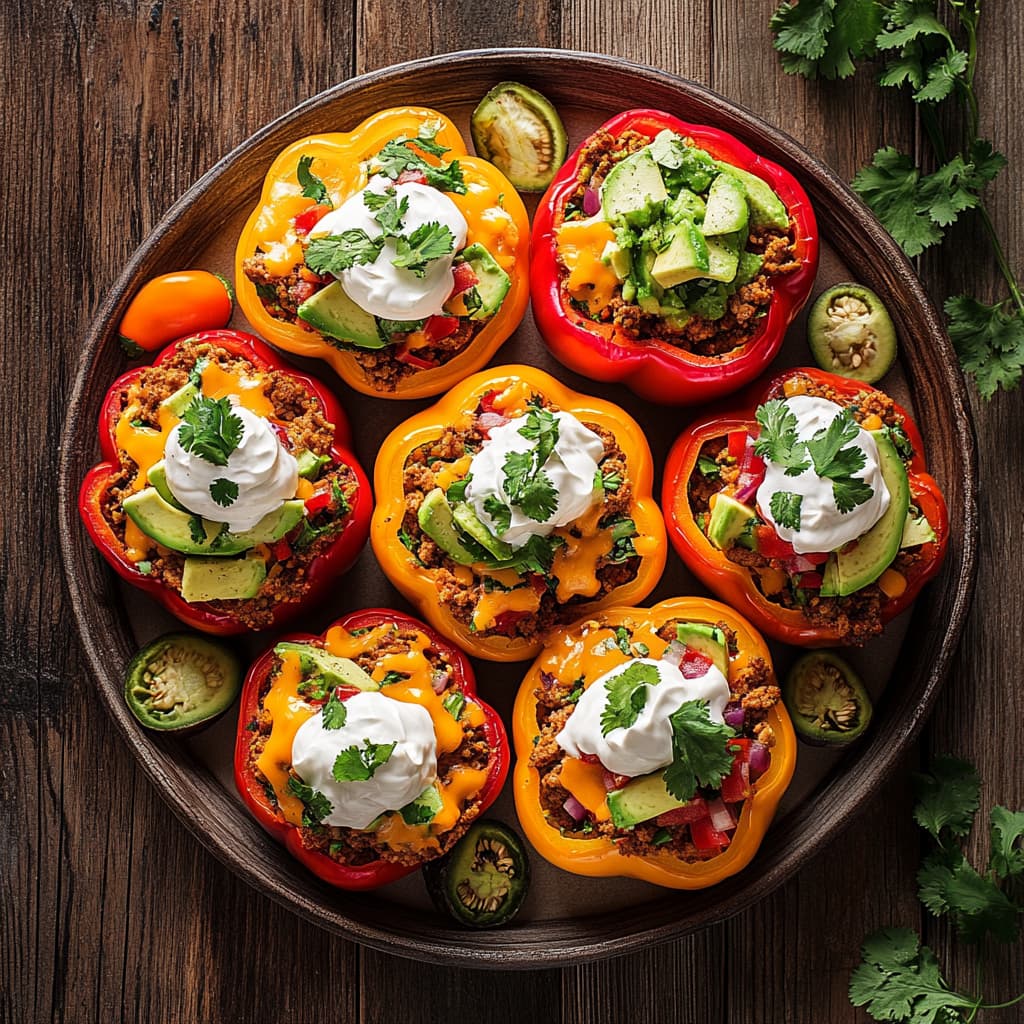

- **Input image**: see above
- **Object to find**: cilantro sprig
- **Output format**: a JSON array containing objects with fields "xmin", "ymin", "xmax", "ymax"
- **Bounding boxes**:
[
  {"xmin": 662, "ymin": 700, "xmax": 736, "ymax": 803},
  {"xmin": 599, "ymin": 662, "xmax": 660, "ymax": 735},
  {"xmin": 371, "ymin": 121, "xmax": 467, "ymax": 194},
  {"xmin": 848, "ymin": 756, "xmax": 1024, "ymax": 1022},
  {"xmin": 176, "ymin": 396, "xmax": 244, "ymax": 467},
  {"xmin": 500, "ymin": 404, "xmax": 561, "ymax": 524},
  {"xmin": 332, "ymin": 739, "xmax": 396, "ymax": 782},
  {"xmin": 296, "ymin": 154, "xmax": 332, "ymax": 207},
  {"xmin": 770, "ymin": 0, "xmax": 1024, "ymax": 397}
]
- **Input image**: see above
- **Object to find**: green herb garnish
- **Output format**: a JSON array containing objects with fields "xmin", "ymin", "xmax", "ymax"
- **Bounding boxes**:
[
  {"xmin": 662, "ymin": 699, "xmax": 735, "ymax": 803},
  {"xmin": 297, "ymin": 154, "xmax": 332, "ymax": 207},
  {"xmin": 332, "ymin": 739, "xmax": 396, "ymax": 783},
  {"xmin": 321, "ymin": 691, "xmax": 347, "ymax": 730},
  {"xmin": 600, "ymin": 662, "xmax": 660, "ymax": 736},
  {"xmin": 209, "ymin": 478, "xmax": 238, "ymax": 508},
  {"xmin": 177, "ymin": 396, "xmax": 244, "ymax": 467}
]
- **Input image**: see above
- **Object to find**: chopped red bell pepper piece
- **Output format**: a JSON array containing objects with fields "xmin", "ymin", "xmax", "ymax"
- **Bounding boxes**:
[
  {"xmin": 691, "ymin": 817, "xmax": 732, "ymax": 851},
  {"xmin": 602, "ymin": 770, "xmax": 631, "ymax": 791},
  {"xmin": 423, "ymin": 314, "xmax": 459, "ymax": 344},
  {"xmin": 798, "ymin": 571, "xmax": 823, "ymax": 590},
  {"xmin": 450, "ymin": 262, "xmax": 479, "ymax": 297},
  {"xmin": 655, "ymin": 797, "xmax": 708, "ymax": 826},
  {"xmin": 272, "ymin": 538, "xmax": 292, "ymax": 562},
  {"xmin": 304, "ymin": 489, "xmax": 332, "ymax": 515},
  {"xmin": 293, "ymin": 203, "xmax": 331, "ymax": 236},
  {"xmin": 681, "ymin": 647, "xmax": 713, "ymax": 678},
  {"xmin": 727, "ymin": 430, "xmax": 748, "ymax": 460},
  {"xmin": 719, "ymin": 758, "xmax": 751, "ymax": 803},
  {"xmin": 394, "ymin": 346, "xmax": 437, "ymax": 370},
  {"xmin": 754, "ymin": 525, "xmax": 797, "ymax": 560}
]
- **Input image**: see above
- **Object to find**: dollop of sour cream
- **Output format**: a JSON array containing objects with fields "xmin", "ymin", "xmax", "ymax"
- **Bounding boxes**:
[
  {"xmin": 556, "ymin": 657, "xmax": 731, "ymax": 778},
  {"xmin": 310, "ymin": 177, "xmax": 468, "ymax": 321},
  {"xmin": 466, "ymin": 410, "xmax": 605, "ymax": 546},
  {"xmin": 290, "ymin": 691, "xmax": 437, "ymax": 830},
  {"xmin": 756, "ymin": 395, "xmax": 891, "ymax": 554},
  {"xmin": 163, "ymin": 405, "xmax": 299, "ymax": 533}
]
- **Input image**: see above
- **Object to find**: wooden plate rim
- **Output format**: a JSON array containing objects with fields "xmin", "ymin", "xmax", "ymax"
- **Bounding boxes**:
[{"xmin": 57, "ymin": 48, "xmax": 978, "ymax": 968}]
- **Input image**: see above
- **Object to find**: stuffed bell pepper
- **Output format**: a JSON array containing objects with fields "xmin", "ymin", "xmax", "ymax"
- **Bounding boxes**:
[
  {"xmin": 79, "ymin": 330, "xmax": 371, "ymax": 634},
  {"xmin": 234, "ymin": 609, "xmax": 509, "ymax": 889},
  {"xmin": 663, "ymin": 368, "xmax": 949, "ymax": 646},
  {"xmin": 236, "ymin": 107, "xmax": 530, "ymax": 399},
  {"xmin": 372, "ymin": 366, "xmax": 666, "ymax": 662},
  {"xmin": 531, "ymin": 109, "xmax": 818, "ymax": 404},
  {"xmin": 512, "ymin": 597, "xmax": 795, "ymax": 889}
]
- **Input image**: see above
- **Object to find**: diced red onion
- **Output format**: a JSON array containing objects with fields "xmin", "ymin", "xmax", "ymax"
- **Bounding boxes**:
[
  {"xmin": 785, "ymin": 554, "xmax": 818, "ymax": 574},
  {"xmin": 540, "ymin": 670, "xmax": 558, "ymax": 691},
  {"xmin": 477, "ymin": 411, "xmax": 509, "ymax": 432},
  {"xmin": 661, "ymin": 639, "xmax": 686, "ymax": 668},
  {"xmin": 724, "ymin": 706, "xmax": 746, "ymax": 729},
  {"xmin": 748, "ymin": 741, "xmax": 770, "ymax": 778},
  {"xmin": 431, "ymin": 669, "xmax": 450, "ymax": 694},
  {"xmin": 562, "ymin": 795, "xmax": 587, "ymax": 822},
  {"xmin": 734, "ymin": 474, "xmax": 761, "ymax": 504},
  {"xmin": 707, "ymin": 797, "xmax": 736, "ymax": 833},
  {"xmin": 582, "ymin": 187, "xmax": 601, "ymax": 216}
]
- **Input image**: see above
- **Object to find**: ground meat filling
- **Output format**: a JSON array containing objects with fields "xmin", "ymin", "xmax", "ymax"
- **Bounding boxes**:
[
  {"xmin": 528, "ymin": 619, "xmax": 778, "ymax": 861},
  {"xmin": 561, "ymin": 130, "xmax": 800, "ymax": 357},
  {"xmin": 101, "ymin": 339, "xmax": 358, "ymax": 630},
  {"xmin": 242, "ymin": 248, "xmax": 485, "ymax": 393},
  {"xmin": 244, "ymin": 628, "xmax": 492, "ymax": 868},
  {"xmin": 688, "ymin": 374, "xmax": 924, "ymax": 643},
  {"xmin": 400, "ymin": 399, "xmax": 642, "ymax": 641}
]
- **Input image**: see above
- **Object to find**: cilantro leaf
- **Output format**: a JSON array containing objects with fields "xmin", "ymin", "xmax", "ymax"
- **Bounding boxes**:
[
  {"xmin": 519, "ymin": 405, "xmax": 560, "ymax": 464},
  {"xmin": 803, "ymin": 408, "xmax": 873, "ymax": 513},
  {"xmin": 498, "ymin": 407, "xmax": 562, "ymax": 524},
  {"xmin": 371, "ymin": 133, "xmax": 467, "ymax": 194},
  {"xmin": 445, "ymin": 475, "xmax": 471, "ymax": 503},
  {"xmin": 754, "ymin": 399, "xmax": 811, "ymax": 475},
  {"xmin": 600, "ymin": 662, "xmax": 661, "ymax": 736},
  {"xmin": 371, "ymin": 191, "xmax": 409, "ymax": 237},
  {"xmin": 362, "ymin": 188, "xmax": 393, "ymax": 212},
  {"xmin": 946, "ymin": 295, "xmax": 1024, "ymax": 398},
  {"xmin": 409, "ymin": 120, "xmax": 449, "ymax": 157},
  {"xmin": 177, "ymin": 396, "xmax": 244, "ymax": 468},
  {"xmin": 989, "ymin": 806, "xmax": 1024, "ymax": 881},
  {"xmin": 286, "ymin": 776, "xmax": 333, "ymax": 826},
  {"xmin": 483, "ymin": 495, "xmax": 512, "ymax": 535},
  {"xmin": 771, "ymin": 0, "xmax": 881, "ymax": 80},
  {"xmin": 515, "ymin": 472, "xmax": 558, "ymax": 524},
  {"xmin": 209, "ymin": 477, "xmax": 238, "ymax": 508},
  {"xmin": 391, "ymin": 221, "xmax": 455, "ymax": 278},
  {"xmin": 321, "ymin": 691, "xmax": 346, "ymax": 730},
  {"xmin": 912, "ymin": 755, "xmax": 980, "ymax": 841},
  {"xmin": 187, "ymin": 515, "xmax": 206, "ymax": 545},
  {"xmin": 697, "ymin": 456, "xmax": 720, "ymax": 479},
  {"xmin": 442, "ymin": 691, "xmax": 465, "ymax": 721},
  {"xmin": 332, "ymin": 739, "xmax": 396, "ymax": 783},
  {"xmin": 913, "ymin": 48, "xmax": 969, "ymax": 103},
  {"xmin": 297, "ymin": 154, "xmax": 331, "ymax": 207},
  {"xmin": 769, "ymin": 490, "xmax": 803, "ymax": 530},
  {"xmin": 662, "ymin": 699, "xmax": 736, "ymax": 803},
  {"xmin": 462, "ymin": 286, "xmax": 483, "ymax": 317},
  {"xmin": 305, "ymin": 230, "xmax": 384, "ymax": 275},
  {"xmin": 848, "ymin": 927, "xmax": 975, "ymax": 1023},
  {"xmin": 483, "ymin": 534, "xmax": 563, "ymax": 575}
]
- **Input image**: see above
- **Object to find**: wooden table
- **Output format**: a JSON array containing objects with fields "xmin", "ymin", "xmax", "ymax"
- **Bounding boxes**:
[{"xmin": 5, "ymin": 2, "xmax": 1022, "ymax": 1020}]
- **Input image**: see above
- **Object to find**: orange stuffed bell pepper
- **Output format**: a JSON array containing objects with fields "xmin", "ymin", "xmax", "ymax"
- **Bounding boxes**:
[
  {"xmin": 512, "ymin": 597, "xmax": 796, "ymax": 889},
  {"xmin": 662, "ymin": 367, "xmax": 949, "ymax": 646},
  {"xmin": 371, "ymin": 365, "xmax": 667, "ymax": 662},
  {"xmin": 235, "ymin": 107, "xmax": 530, "ymax": 399}
]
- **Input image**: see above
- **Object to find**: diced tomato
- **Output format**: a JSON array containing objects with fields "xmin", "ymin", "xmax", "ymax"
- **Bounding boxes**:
[
  {"xmin": 293, "ymin": 203, "xmax": 331, "ymax": 235},
  {"xmin": 681, "ymin": 647, "xmax": 713, "ymax": 679},
  {"xmin": 394, "ymin": 346, "xmax": 437, "ymax": 370},
  {"xmin": 396, "ymin": 168, "xmax": 428, "ymax": 185},
  {"xmin": 655, "ymin": 797, "xmax": 708, "ymax": 826},
  {"xmin": 423, "ymin": 314, "xmax": 459, "ymax": 344},
  {"xmin": 691, "ymin": 817, "xmax": 732, "ymax": 851},
  {"xmin": 602, "ymin": 770, "xmax": 631, "ymax": 791},
  {"xmin": 578, "ymin": 753, "xmax": 601, "ymax": 765},
  {"xmin": 728, "ymin": 737, "xmax": 752, "ymax": 759},
  {"xmin": 450, "ymin": 262, "xmax": 479, "ymax": 297},
  {"xmin": 304, "ymin": 490, "xmax": 332, "ymax": 515},
  {"xmin": 799, "ymin": 571, "xmax": 823, "ymax": 590},
  {"xmin": 754, "ymin": 524, "xmax": 797, "ymax": 560},
  {"xmin": 271, "ymin": 538, "xmax": 292, "ymax": 562},
  {"xmin": 720, "ymin": 758, "xmax": 751, "ymax": 803},
  {"xmin": 290, "ymin": 280, "xmax": 315, "ymax": 304},
  {"xmin": 528, "ymin": 574, "xmax": 547, "ymax": 596},
  {"xmin": 479, "ymin": 389, "xmax": 502, "ymax": 415},
  {"xmin": 491, "ymin": 610, "xmax": 527, "ymax": 635},
  {"xmin": 727, "ymin": 430, "xmax": 748, "ymax": 460}
]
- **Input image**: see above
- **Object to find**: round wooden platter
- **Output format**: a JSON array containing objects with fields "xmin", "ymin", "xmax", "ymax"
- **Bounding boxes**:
[{"xmin": 58, "ymin": 49, "xmax": 977, "ymax": 968}]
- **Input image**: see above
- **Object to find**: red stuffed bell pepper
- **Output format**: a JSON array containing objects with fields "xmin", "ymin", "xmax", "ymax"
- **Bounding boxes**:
[
  {"xmin": 233, "ymin": 608, "xmax": 509, "ymax": 889},
  {"xmin": 663, "ymin": 367, "xmax": 949, "ymax": 646},
  {"xmin": 79, "ymin": 329, "xmax": 371, "ymax": 634},
  {"xmin": 531, "ymin": 109, "xmax": 818, "ymax": 404}
]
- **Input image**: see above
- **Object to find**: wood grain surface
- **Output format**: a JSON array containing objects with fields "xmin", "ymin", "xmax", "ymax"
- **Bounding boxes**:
[{"xmin": 2, "ymin": 2, "xmax": 1021, "ymax": 1022}]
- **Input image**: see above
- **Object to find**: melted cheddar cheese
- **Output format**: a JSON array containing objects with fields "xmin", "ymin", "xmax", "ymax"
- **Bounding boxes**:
[{"xmin": 556, "ymin": 218, "xmax": 620, "ymax": 312}]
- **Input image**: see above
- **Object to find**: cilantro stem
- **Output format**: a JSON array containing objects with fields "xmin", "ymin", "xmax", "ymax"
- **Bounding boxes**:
[{"xmin": 979, "ymin": 992, "xmax": 1024, "ymax": 1010}]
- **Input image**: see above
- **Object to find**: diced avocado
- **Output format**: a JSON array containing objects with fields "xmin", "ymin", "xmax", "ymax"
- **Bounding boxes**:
[
  {"xmin": 459, "ymin": 242, "xmax": 511, "ymax": 319},
  {"xmin": 230, "ymin": 500, "xmax": 306, "ymax": 547},
  {"xmin": 399, "ymin": 783, "xmax": 444, "ymax": 826},
  {"xmin": 821, "ymin": 555, "xmax": 840, "ymax": 596},
  {"xmin": 273, "ymin": 641, "xmax": 379, "ymax": 691},
  {"xmin": 295, "ymin": 449, "xmax": 330, "ymax": 481},
  {"xmin": 707, "ymin": 494, "xmax": 756, "ymax": 550},
  {"xmin": 181, "ymin": 553, "xmax": 266, "ymax": 603},
  {"xmin": 901, "ymin": 511, "xmax": 936, "ymax": 548},
  {"xmin": 675, "ymin": 621, "xmax": 729, "ymax": 678},
  {"xmin": 651, "ymin": 219, "xmax": 710, "ymax": 288},
  {"xmin": 716, "ymin": 163, "xmax": 789, "ymax": 231},
  {"xmin": 146, "ymin": 460, "xmax": 185, "ymax": 510},
  {"xmin": 600, "ymin": 240, "xmax": 631, "ymax": 281},
  {"xmin": 702, "ymin": 173, "xmax": 749, "ymax": 236},
  {"xmin": 607, "ymin": 773, "xmax": 688, "ymax": 829},
  {"xmin": 417, "ymin": 488, "xmax": 477, "ymax": 566},
  {"xmin": 667, "ymin": 188, "xmax": 706, "ymax": 223},
  {"xmin": 161, "ymin": 381, "xmax": 199, "ymax": 417},
  {"xmin": 704, "ymin": 233, "xmax": 741, "ymax": 284},
  {"xmin": 297, "ymin": 281, "xmax": 384, "ymax": 349},
  {"xmin": 734, "ymin": 250, "xmax": 764, "ymax": 286},
  {"xmin": 821, "ymin": 431, "xmax": 911, "ymax": 596},
  {"xmin": 633, "ymin": 243, "xmax": 665, "ymax": 308},
  {"xmin": 452, "ymin": 502, "xmax": 513, "ymax": 560},
  {"xmin": 600, "ymin": 148, "xmax": 669, "ymax": 227}
]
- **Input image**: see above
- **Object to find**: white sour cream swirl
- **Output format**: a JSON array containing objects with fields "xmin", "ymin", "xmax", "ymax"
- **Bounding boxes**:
[
  {"xmin": 466, "ymin": 410, "xmax": 605, "ymax": 546},
  {"xmin": 163, "ymin": 405, "xmax": 299, "ymax": 533},
  {"xmin": 310, "ymin": 178, "xmax": 468, "ymax": 321},
  {"xmin": 556, "ymin": 657, "xmax": 731, "ymax": 778},
  {"xmin": 290, "ymin": 691, "xmax": 437, "ymax": 831},
  {"xmin": 756, "ymin": 395, "xmax": 890, "ymax": 554}
]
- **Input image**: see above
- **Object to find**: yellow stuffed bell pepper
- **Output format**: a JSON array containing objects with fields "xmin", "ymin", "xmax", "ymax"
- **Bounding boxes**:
[
  {"xmin": 235, "ymin": 107, "xmax": 530, "ymax": 399},
  {"xmin": 512, "ymin": 597, "xmax": 796, "ymax": 889},
  {"xmin": 371, "ymin": 365, "xmax": 667, "ymax": 662}
]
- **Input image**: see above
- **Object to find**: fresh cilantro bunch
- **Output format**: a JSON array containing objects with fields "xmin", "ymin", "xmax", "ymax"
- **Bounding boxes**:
[
  {"xmin": 770, "ymin": 0, "xmax": 1024, "ymax": 398},
  {"xmin": 849, "ymin": 756, "xmax": 1024, "ymax": 1022}
]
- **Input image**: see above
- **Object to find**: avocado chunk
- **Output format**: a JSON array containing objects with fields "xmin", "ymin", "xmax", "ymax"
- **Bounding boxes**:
[
  {"xmin": 607, "ymin": 772, "xmax": 689, "ymax": 829},
  {"xmin": 706, "ymin": 494, "xmax": 756, "ymax": 550},
  {"xmin": 783, "ymin": 651, "xmax": 872, "ymax": 745},
  {"xmin": 702, "ymin": 173, "xmax": 749, "ymax": 236},
  {"xmin": 601, "ymin": 239, "xmax": 631, "ymax": 281},
  {"xmin": 901, "ymin": 511, "xmax": 936, "ymax": 548},
  {"xmin": 651, "ymin": 219, "xmax": 710, "ymax": 288},
  {"xmin": 715, "ymin": 163, "xmax": 789, "ymax": 231},
  {"xmin": 675, "ymin": 622, "xmax": 729, "ymax": 678},
  {"xmin": 146, "ymin": 460, "xmax": 185, "ymax": 510},
  {"xmin": 452, "ymin": 502, "xmax": 513, "ymax": 560},
  {"xmin": 297, "ymin": 281, "xmax": 384, "ymax": 349},
  {"xmin": 819, "ymin": 431, "xmax": 911, "ymax": 596},
  {"xmin": 181, "ymin": 553, "xmax": 266, "ymax": 602},
  {"xmin": 600, "ymin": 148, "xmax": 669, "ymax": 227},
  {"xmin": 417, "ymin": 488, "xmax": 477, "ymax": 566},
  {"xmin": 459, "ymin": 242, "xmax": 511, "ymax": 319},
  {"xmin": 704, "ymin": 233, "xmax": 742, "ymax": 284},
  {"xmin": 399, "ymin": 783, "xmax": 444, "ymax": 826},
  {"xmin": 295, "ymin": 448, "xmax": 330, "ymax": 481},
  {"xmin": 273, "ymin": 641, "xmax": 379, "ymax": 691},
  {"xmin": 161, "ymin": 380, "xmax": 199, "ymax": 417}
]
